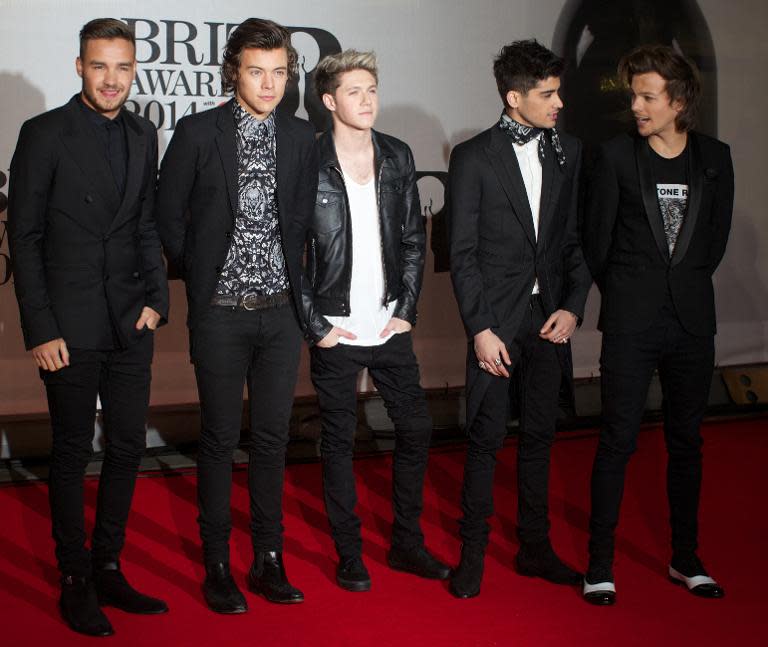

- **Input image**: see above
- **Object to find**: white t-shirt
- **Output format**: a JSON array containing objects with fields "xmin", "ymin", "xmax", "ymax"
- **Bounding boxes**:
[{"xmin": 324, "ymin": 173, "xmax": 396, "ymax": 346}]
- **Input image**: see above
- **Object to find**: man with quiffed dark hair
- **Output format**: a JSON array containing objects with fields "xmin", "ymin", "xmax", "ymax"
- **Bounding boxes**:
[{"xmin": 447, "ymin": 39, "xmax": 591, "ymax": 598}]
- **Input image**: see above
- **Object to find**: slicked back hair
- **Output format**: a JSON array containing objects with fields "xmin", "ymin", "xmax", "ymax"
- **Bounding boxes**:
[{"xmin": 79, "ymin": 18, "xmax": 135, "ymax": 59}]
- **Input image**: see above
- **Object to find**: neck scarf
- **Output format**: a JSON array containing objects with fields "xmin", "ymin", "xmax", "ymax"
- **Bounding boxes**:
[{"xmin": 498, "ymin": 113, "xmax": 566, "ymax": 169}]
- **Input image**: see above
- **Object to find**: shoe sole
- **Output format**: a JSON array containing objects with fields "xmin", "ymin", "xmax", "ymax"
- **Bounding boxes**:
[
  {"xmin": 388, "ymin": 559, "xmax": 451, "ymax": 580},
  {"xmin": 247, "ymin": 582, "xmax": 304, "ymax": 604},
  {"xmin": 449, "ymin": 584, "xmax": 480, "ymax": 599},
  {"xmin": 98, "ymin": 599, "xmax": 169, "ymax": 615},
  {"xmin": 336, "ymin": 577, "xmax": 371, "ymax": 592},
  {"xmin": 668, "ymin": 575, "xmax": 725, "ymax": 598}
]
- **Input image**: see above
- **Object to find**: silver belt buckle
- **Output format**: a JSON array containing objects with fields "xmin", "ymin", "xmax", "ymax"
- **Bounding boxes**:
[{"xmin": 241, "ymin": 292, "xmax": 259, "ymax": 310}]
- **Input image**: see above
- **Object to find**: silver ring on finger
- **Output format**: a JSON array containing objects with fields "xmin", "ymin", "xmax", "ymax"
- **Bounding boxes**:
[
  {"xmin": 493, "ymin": 358, "xmax": 502, "ymax": 367},
  {"xmin": 478, "ymin": 361, "xmax": 486, "ymax": 370}
]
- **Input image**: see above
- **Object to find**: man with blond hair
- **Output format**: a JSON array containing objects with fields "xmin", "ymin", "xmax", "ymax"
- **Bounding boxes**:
[{"xmin": 302, "ymin": 50, "xmax": 450, "ymax": 591}]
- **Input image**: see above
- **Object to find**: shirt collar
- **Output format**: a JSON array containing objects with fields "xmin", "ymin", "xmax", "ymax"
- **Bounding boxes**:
[
  {"xmin": 233, "ymin": 101, "xmax": 276, "ymax": 140},
  {"xmin": 77, "ymin": 94, "xmax": 124, "ymax": 129}
]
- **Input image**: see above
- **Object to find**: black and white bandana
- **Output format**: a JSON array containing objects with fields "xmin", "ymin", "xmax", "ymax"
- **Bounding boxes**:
[
  {"xmin": 498, "ymin": 113, "xmax": 566, "ymax": 169},
  {"xmin": 215, "ymin": 103, "xmax": 289, "ymax": 297}
]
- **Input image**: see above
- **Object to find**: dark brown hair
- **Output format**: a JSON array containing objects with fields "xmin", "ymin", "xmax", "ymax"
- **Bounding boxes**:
[
  {"xmin": 79, "ymin": 18, "xmax": 135, "ymax": 59},
  {"xmin": 618, "ymin": 44, "xmax": 702, "ymax": 132},
  {"xmin": 493, "ymin": 39, "xmax": 564, "ymax": 106},
  {"xmin": 221, "ymin": 18, "xmax": 298, "ymax": 94}
]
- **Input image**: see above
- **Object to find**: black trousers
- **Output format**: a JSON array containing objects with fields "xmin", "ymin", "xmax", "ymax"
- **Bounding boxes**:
[
  {"xmin": 588, "ymin": 302, "xmax": 714, "ymax": 566},
  {"xmin": 42, "ymin": 332, "xmax": 153, "ymax": 576},
  {"xmin": 310, "ymin": 332, "xmax": 432, "ymax": 560},
  {"xmin": 191, "ymin": 304, "xmax": 302, "ymax": 564},
  {"xmin": 459, "ymin": 296, "xmax": 563, "ymax": 549}
]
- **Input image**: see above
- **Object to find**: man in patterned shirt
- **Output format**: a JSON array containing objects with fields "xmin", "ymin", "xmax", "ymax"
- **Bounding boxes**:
[{"xmin": 156, "ymin": 19, "xmax": 318, "ymax": 613}]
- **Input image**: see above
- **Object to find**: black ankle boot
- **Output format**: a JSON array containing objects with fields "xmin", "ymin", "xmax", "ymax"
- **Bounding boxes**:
[
  {"xmin": 247, "ymin": 552, "xmax": 304, "ymax": 604},
  {"xmin": 515, "ymin": 540, "xmax": 582, "ymax": 585},
  {"xmin": 94, "ymin": 561, "xmax": 168, "ymax": 614},
  {"xmin": 203, "ymin": 562, "xmax": 247, "ymax": 614},
  {"xmin": 60, "ymin": 574, "xmax": 114, "ymax": 636},
  {"xmin": 449, "ymin": 545, "xmax": 485, "ymax": 599}
]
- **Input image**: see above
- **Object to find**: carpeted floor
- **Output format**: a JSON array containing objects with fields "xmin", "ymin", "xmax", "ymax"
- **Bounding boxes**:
[{"xmin": 0, "ymin": 418, "xmax": 766, "ymax": 646}]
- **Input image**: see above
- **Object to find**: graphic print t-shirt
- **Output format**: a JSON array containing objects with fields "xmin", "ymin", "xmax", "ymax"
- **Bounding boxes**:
[{"xmin": 650, "ymin": 143, "xmax": 689, "ymax": 255}]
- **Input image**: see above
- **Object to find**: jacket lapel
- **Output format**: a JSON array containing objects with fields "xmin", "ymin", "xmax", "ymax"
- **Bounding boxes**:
[
  {"xmin": 486, "ymin": 126, "xmax": 536, "ymax": 247},
  {"xmin": 536, "ymin": 139, "xmax": 563, "ymax": 243},
  {"xmin": 60, "ymin": 96, "xmax": 121, "ymax": 221},
  {"xmin": 635, "ymin": 136, "xmax": 671, "ymax": 263},
  {"xmin": 670, "ymin": 133, "xmax": 703, "ymax": 266},
  {"xmin": 107, "ymin": 113, "xmax": 147, "ymax": 233},
  {"xmin": 215, "ymin": 99, "xmax": 238, "ymax": 224},
  {"xmin": 275, "ymin": 110, "xmax": 295, "ymax": 232}
]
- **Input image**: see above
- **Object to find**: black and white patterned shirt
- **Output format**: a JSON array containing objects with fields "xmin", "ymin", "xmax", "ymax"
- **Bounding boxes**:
[{"xmin": 215, "ymin": 102, "xmax": 289, "ymax": 296}]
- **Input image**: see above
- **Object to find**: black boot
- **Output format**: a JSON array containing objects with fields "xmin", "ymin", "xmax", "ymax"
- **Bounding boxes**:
[
  {"xmin": 387, "ymin": 545, "xmax": 451, "ymax": 580},
  {"xmin": 515, "ymin": 540, "xmax": 582, "ymax": 585},
  {"xmin": 203, "ymin": 562, "xmax": 247, "ymax": 614},
  {"xmin": 449, "ymin": 545, "xmax": 485, "ymax": 599},
  {"xmin": 247, "ymin": 552, "xmax": 304, "ymax": 604},
  {"xmin": 60, "ymin": 575, "xmax": 114, "ymax": 637},
  {"xmin": 336, "ymin": 556, "xmax": 371, "ymax": 592},
  {"xmin": 94, "ymin": 562, "xmax": 168, "ymax": 614}
]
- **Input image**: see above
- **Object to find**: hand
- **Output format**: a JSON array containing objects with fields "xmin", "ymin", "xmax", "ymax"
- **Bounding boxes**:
[
  {"xmin": 539, "ymin": 309, "xmax": 577, "ymax": 344},
  {"xmin": 135, "ymin": 306, "xmax": 162, "ymax": 331},
  {"xmin": 32, "ymin": 338, "xmax": 70, "ymax": 372},
  {"xmin": 379, "ymin": 317, "xmax": 412, "ymax": 338},
  {"xmin": 316, "ymin": 326, "xmax": 357, "ymax": 348},
  {"xmin": 473, "ymin": 328, "xmax": 512, "ymax": 377}
]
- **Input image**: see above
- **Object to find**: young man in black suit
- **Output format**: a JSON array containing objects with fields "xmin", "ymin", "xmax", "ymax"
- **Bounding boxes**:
[
  {"xmin": 302, "ymin": 50, "xmax": 450, "ymax": 592},
  {"xmin": 156, "ymin": 18, "xmax": 318, "ymax": 613},
  {"xmin": 582, "ymin": 45, "xmax": 733, "ymax": 605},
  {"xmin": 448, "ymin": 40, "xmax": 591, "ymax": 598},
  {"xmin": 8, "ymin": 18, "xmax": 169, "ymax": 637}
]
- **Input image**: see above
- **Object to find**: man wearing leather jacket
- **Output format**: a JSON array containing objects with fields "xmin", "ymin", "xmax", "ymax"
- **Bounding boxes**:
[{"xmin": 302, "ymin": 50, "xmax": 450, "ymax": 592}]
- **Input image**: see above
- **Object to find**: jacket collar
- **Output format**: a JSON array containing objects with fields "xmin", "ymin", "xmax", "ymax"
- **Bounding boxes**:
[{"xmin": 317, "ymin": 129, "xmax": 394, "ymax": 170}]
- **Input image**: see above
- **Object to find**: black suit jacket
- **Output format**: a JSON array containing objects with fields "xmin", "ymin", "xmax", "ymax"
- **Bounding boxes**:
[
  {"xmin": 582, "ymin": 132, "xmax": 734, "ymax": 337},
  {"xmin": 155, "ymin": 100, "xmax": 318, "ymax": 332},
  {"xmin": 8, "ymin": 95, "xmax": 168, "ymax": 350},
  {"xmin": 448, "ymin": 125, "xmax": 592, "ymax": 426}
]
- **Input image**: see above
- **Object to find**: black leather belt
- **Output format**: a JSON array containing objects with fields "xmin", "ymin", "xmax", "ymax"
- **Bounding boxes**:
[{"xmin": 210, "ymin": 291, "xmax": 291, "ymax": 311}]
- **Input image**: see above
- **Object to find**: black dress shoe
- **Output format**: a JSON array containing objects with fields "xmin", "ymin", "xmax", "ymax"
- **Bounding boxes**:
[
  {"xmin": 60, "ymin": 575, "xmax": 114, "ymax": 637},
  {"xmin": 515, "ymin": 540, "xmax": 582, "ymax": 585},
  {"xmin": 449, "ymin": 545, "xmax": 484, "ymax": 599},
  {"xmin": 247, "ymin": 552, "xmax": 304, "ymax": 604},
  {"xmin": 582, "ymin": 564, "xmax": 616, "ymax": 606},
  {"xmin": 669, "ymin": 553, "xmax": 724, "ymax": 599},
  {"xmin": 203, "ymin": 562, "xmax": 248, "ymax": 614},
  {"xmin": 336, "ymin": 556, "xmax": 371, "ymax": 592},
  {"xmin": 94, "ymin": 562, "xmax": 168, "ymax": 614},
  {"xmin": 387, "ymin": 545, "xmax": 451, "ymax": 580}
]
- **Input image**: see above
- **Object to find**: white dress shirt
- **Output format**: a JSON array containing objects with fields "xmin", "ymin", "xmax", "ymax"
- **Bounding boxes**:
[{"xmin": 512, "ymin": 134, "xmax": 542, "ymax": 294}]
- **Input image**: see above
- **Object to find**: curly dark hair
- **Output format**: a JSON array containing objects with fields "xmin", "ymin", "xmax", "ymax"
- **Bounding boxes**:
[
  {"xmin": 618, "ymin": 44, "xmax": 702, "ymax": 132},
  {"xmin": 221, "ymin": 18, "xmax": 298, "ymax": 94},
  {"xmin": 493, "ymin": 39, "xmax": 564, "ymax": 107}
]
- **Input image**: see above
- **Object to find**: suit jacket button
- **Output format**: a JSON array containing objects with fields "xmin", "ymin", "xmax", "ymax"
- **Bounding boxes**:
[
  {"xmin": 215, "ymin": 266, "xmax": 221, "ymax": 273},
  {"xmin": 132, "ymin": 271, "xmax": 140, "ymax": 279},
  {"xmin": 104, "ymin": 275, "xmax": 110, "ymax": 282},
  {"xmin": 225, "ymin": 231, "xmax": 232, "ymax": 238},
  {"xmin": 103, "ymin": 234, "xmax": 110, "ymax": 242},
  {"xmin": 85, "ymin": 194, "xmax": 94, "ymax": 203}
]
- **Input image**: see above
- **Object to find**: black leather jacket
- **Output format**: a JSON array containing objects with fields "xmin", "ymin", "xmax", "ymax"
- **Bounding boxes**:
[{"xmin": 301, "ymin": 129, "xmax": 425, "ymax": 343}]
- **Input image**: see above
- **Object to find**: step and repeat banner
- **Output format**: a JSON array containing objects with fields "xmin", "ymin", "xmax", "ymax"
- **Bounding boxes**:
[{"xmin": 1, "ymin": 0, "xmax": 767, "ymax": 417}]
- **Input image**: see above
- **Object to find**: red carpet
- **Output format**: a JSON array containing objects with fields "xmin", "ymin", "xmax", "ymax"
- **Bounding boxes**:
[{"xmin": 0, "ymin": 418, "xmax": 766, "ymax": 646}]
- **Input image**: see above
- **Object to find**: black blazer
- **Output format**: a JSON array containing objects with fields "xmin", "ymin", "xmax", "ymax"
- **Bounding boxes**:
[
  {"xmin": 582, "ymin": 132, "xmax": 734, "ymax": 337},
  {"xmin": 155, "ymin": 100, "xmax": 318, "ymax": 331},
  {"xmin": 8, "ymin": 95, "xmax": 168, "ymax": 351},
  {"xmin": 448, "ymin": 125, "xmax": 591, "ymax": 426}
]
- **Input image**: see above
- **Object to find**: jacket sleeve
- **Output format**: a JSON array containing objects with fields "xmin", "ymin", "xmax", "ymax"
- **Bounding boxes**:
[
  {"xmin": 393, "ymin": 145, "xmax": 425, "ymax": 325},
  {"xmin": 558, "ymin": 140, "xmax": 592, "ymax": 319},
  {"xmin": 448, "ymin": 143, "xmax": 498, "ymax": 338},
  {"xmin": 582, "ymin": 143, "xmax": 619, "ymax": 290},
  {"xmin": 138, "ymin": 127, "xmax": 169, "ymax": 325},
  {"xmin": 7, "ymin": 120, "xmax": 62, "ymax": 349},
  {"xmin": 708, "ymin": 145, "xmax": 734, "ymax": 273},
  {"xmin": 296, "ymin": 137, "xmax": 331, "ymax": 343},
  {"xmin": 155, "ymin": 118, "xmax": 197, "ymax": 275}
]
